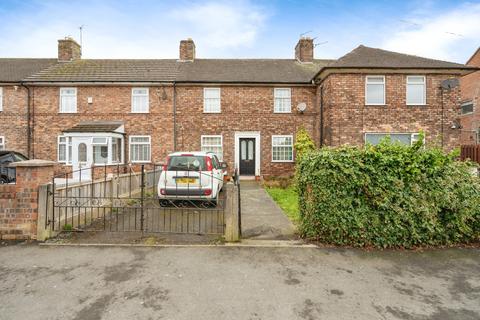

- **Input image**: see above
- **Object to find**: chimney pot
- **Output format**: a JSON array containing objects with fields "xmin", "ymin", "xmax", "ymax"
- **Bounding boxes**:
[
  {"xmin": 295, "ymin": 37, "xmax": 314, "ymax": 63},
  {"xmin": 58, "ymin": 37, "xmax": 81, "ymax": 62},
  {"xmin": 179, "ymin": 38, "xmax": 195, "ymax": 61}
]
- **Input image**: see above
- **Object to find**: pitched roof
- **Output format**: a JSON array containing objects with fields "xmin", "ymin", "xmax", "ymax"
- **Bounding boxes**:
[
  {"xmin": 176, "ymin": 59, "xmax": 333, "ymax": 83},
  {"xmin": 327, "ymin": 45, "xmax": 474, "ymax": 70},
  {"xmin": 0, "ymin": 58, "xmax": 57, "ymax": 82},
  {"xmin": 63, "ymin": 121, "xmax": 124, "ymax": 133},
  {"xmin": 24, "ymin": 59, "xmax": 179, "ymax": 82}
]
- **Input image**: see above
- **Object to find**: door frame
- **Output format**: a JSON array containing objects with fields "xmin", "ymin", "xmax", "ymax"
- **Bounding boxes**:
[{"xmin": 234, "ymin": 132, "xmax": 260, "ymax": 176}]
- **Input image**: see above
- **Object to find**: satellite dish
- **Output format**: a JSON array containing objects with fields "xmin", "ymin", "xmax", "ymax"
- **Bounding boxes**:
[{"xmin": 297, "ymin": 102, "xmax": 307, "ymax": 113}]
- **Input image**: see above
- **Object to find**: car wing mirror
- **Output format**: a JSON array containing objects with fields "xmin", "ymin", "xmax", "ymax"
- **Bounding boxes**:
[{"xmin": 220, "ymin": 162, "xmax": 228, "ymax": 169}]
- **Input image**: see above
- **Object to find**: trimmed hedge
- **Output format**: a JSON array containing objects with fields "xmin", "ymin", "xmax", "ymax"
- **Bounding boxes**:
[{"xmin": 296, "ymin": 139, "xmax": 480, "ymax": 248}]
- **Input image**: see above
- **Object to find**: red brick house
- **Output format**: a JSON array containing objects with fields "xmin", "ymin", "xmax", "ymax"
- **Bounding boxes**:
[
  {"xmin": 0, "ymin": 37, "xmax": 476, "ymax": 178},
  {"xmin": 459, "ymin": 47, "xmax": 480, "ymax": 144}
]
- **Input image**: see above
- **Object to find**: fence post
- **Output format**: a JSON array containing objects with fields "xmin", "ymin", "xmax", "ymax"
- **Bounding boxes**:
[
  {"xmin": 140, "ymin": 164, "xmax": 145, "ymax": 233},
  {"xmin": 37, "ymin": 184, "xmax": 54, "ymax": 241},
  {"xmin": 224, "ymin": 182, "xmax": 240, "ymax": 242}
]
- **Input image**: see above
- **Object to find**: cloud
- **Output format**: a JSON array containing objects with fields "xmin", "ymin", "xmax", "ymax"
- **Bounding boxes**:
[
  {"xmin": 382, "ymin": 2, "xmax": 480, "ymax": 62},
  {"xmin": 170, "ymin": 1, "xmax": 267, "ymax": 49}
]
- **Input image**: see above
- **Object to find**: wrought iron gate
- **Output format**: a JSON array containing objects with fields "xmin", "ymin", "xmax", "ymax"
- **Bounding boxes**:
[{"xmin": 47, "ymin": 164, "xmax": 227, "ymax": 235}]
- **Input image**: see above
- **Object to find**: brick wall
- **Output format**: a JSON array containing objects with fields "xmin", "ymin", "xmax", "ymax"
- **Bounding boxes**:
[
  {"xmin": 321, "ymin": 73, "xmax": 461, "ymax": 150},
  {"xmin": 459, "ymin": 50, "xmax": 480, "ymax": 144},
  {"xmin": 0, "ymin": 161, "xmax": 54, "ymax": 240},
  {"xmin": 175, "ymin": 85, "xmax": 318, "ymax": 176},
  {"xmin": 0, "ymin": 85, "xmax": 29, "ymax": 155}
]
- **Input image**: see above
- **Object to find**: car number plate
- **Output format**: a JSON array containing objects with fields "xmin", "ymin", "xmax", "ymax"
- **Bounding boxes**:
[{"xmin": 176, "ymin": 178, "xmax": 197, "ymax": 184}]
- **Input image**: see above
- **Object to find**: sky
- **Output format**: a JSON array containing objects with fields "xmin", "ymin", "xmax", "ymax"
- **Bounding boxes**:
[{"xmin": 0, "ymin": 0, "xmax": 479, "ymax": 63}]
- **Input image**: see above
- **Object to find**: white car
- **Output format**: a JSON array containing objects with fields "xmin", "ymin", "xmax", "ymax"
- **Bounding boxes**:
[{"xmin": 157, "ymin": 151, "xmax": 226, "ymax": 205}]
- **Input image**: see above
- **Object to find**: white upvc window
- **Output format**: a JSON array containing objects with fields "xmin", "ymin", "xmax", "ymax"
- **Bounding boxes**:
[
  {"xmin": 59, "ymin": 88, "xmax": 77, "ymax": 113},
  {"xmin": 129, "ymin": 136, "xmax": 151, "ymax": 163},
  {"xmin": 461, "ymin": 102, "xmax": 474, "ymax": 115},
  {"xmin": 365, "ymin": 76, "xmax": 385, "ymax": 105},
  {"xmin": 274, "ymin": 88, "xmax": 292, "ymax": 113},
  {"xmin": 131, "ymin": 88, "xmax": 149, "ymax": 113},
  {"xmin": 92, "ymin": 137, "xmax": 109, "ymax": 164},
  {"xmin": 365, "ymin": 133, "xmax": 421, "ymax": 146},
  {"xmin": 272, "ymin": 135, "xmax": 294, "ymax": 162},
  {"xmin": 203, "ymin": 88, "xmax": 221, "ymax": 113},
  {"xmin": 0, "ymin": 136, "xmax": 5, "ymax": 150},
  {"xmin": 58, "ymin": 136, "xmax": 72, "ymax": 163},
  {"xmin": 0, "ymin": 87, "xmax": 3, "ymax": 112},
  {"xmin": 201, "ymin": 135, "xmax": 223, "ymax": 160},
  {"xmin": 406, "ymin": 76, "xmax": 426, "ymax": 105}
]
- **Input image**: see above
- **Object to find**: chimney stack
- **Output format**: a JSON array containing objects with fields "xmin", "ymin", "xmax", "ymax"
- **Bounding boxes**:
[
  {"xmin": 58, "ymin": 37, "xmax": 81, "ymax": 62},
  {"xmin": 295, "ymin": 37, "xmax": 314, "ymax": 63},
  {"xmin": 179, "ymin": 38, "xmax": 195, "ymax": 61}
]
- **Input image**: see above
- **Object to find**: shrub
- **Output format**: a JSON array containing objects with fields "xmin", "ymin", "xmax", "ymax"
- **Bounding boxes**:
[
  {"xmin": 296, "ymin": 139, "xmax": 480, "ymax": 248},
  {"xmin": 294, "ymin": 128, "xmax": 316, "ymax": 160}
]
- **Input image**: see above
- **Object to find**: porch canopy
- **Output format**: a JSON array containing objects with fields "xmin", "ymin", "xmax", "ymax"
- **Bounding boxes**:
[{"xmin": 62, "ymin": 121, "xmax": 125, "ymax": 167}]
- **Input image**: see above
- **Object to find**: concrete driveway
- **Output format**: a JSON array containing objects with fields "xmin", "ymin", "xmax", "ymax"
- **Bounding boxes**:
[
  {"xmin": 240, "ymin": 181, "xmax": 296, "ymax": 239},
  {"xmin": 0, "ymin": 244, "xmax": 479, "ymax": 320}
]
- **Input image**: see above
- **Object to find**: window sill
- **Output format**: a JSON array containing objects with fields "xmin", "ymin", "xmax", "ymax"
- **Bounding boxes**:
[
  {"xmin": 271, "ymin": 160, "xmax": 295, "ymax": 163},
  {"xmin": 273, "ymin": 111, "xmax": 292, "ymax": 114},
  {"xmin": 58, "ymin": 112, "xmax": 78, "ymax": 114},
  {"xmin": 130, "ymin": 161, "xmax": 152, "ymax": 164},
  {"xmin": 365, "ymin": 104, "xmax": 386, "ymax": 107},
  {"xmin": 130, "ymin": 111, "xmax": 150, "ymax": 114},
  {"xmin": 406, "ymin": 104, "xmax": 427, "ymax": 106},
  {"xmin": 203, "ymin": 111, "xmax": 221, "ymax": 114}
]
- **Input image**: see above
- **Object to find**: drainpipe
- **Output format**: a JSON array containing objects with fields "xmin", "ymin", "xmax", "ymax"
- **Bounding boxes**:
[
  {"xmin": 440, "ymin": 86, "xmax": 445, "ymax": 149},
  {"xmin": 173, "ymin": 81, "xmax": 177, "ymax": 151},
  {"xmin": 20, "ymin": 82, "xmax": 31, "ymax": 157},
  {"xmin": 319, "ymin": 85, "xmax": 324, "ymax": 147}
]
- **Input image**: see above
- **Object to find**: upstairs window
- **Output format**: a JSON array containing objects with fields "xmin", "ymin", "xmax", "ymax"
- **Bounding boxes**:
[
  {"xmin": 59, "ymin": 88, "xmax": 77, "ymax": 113},
  {"xmin": 204, "ymin": 88, "xmax": 221, "ymax": 113},
  {"xmin": 201, "ymin": 135, "xmax": 223, "ymax": 160},
  {"xmin": 0, "ymin": 87, "xmax": 3, "ymax": 111},
  {"xmin": 131, "ymin": 88, "xmax": 149, "ymax": 113},
  {"xmin": 365, "ymin": 76, "xmax": 385, "ymax": 105},
  {"xmin": 58, "ymin": 136, "xmax": 72, "ymax": 163},
  {"xmin": 461, "ymin": 102, "xmax": 474, "ymax": 115},
  {"xmin": 274, "ymin": 88, "xmax": 291, "ymax": 113},
  {"xmin": 129, "ymin": 136, "xmax": 151, "ymax": 163},
  {"xmin": 0, "ymin": 136, "xmax": 4, "ymax": 150},
  {"xmin": 406, "ymin": 76, "xmax": 426, "ymax": 105},
  {"xmin": 272, "ymin": 135, "xmax": 294, "ymax": 162}
]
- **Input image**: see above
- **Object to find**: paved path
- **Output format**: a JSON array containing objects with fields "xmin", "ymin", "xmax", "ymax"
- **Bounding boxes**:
[
  {"xmin": 240, "ymin": 181, "xmax": 296, "ymax": 240},
  {"xmin": 1, "ymin": 245, "xmax": 479, "ymax": 320}
]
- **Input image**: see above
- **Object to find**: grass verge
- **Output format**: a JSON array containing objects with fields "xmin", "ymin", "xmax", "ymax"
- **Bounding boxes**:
[{"xmin": 264, "ymin": 186, "xmax": 300, "ymax": 224}]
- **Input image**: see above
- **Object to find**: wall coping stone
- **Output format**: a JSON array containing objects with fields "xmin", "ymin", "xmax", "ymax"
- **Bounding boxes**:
[{"xmin": 10, "ymin": 159, "xmax": 57, "ymax": 167}]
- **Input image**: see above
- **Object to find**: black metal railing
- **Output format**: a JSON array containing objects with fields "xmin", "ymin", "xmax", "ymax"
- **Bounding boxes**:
[{"xmin": 48, "ymin": 163, "xmax": 228, "ymax": 235}]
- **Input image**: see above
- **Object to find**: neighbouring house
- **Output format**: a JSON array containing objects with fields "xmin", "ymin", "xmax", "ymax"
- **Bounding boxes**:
[
  {"xmin": 460, "ymin": 47, "xmax": 480, "ymax": 144},
  {"xmin": 0, "ymin": 37, "xmax": 476, "ymax": 178}
]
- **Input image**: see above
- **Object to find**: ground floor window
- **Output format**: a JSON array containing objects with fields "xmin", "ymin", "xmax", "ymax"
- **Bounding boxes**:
[
  {"xmin": 201, "ymin": 135, "xmax": 223, "ymax": 160},
  {"xmin": 58, "ymin": 136, "xmax": 72, "ymax": 163},
  {"xmin": 272, "ymin": 135, "xmax": 293, "ymax": 162},
  {"xmin": 129, "ymin": 136, "xmax": 151, "ymax": 163},
  {"xmin": 476, "ymin": 128, "xmax": 480, "ymax": 144},
  {"xmin": 92, "ymin": 137, "xmax": 109, "ymax": 164},
  {"xmin": 365, "ymin": 133, "xmax": 420, "ymax": 146}
]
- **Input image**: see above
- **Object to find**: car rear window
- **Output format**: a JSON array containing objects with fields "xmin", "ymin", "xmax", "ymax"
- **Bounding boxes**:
[{"xmin": 167, "ymin": 156, "xmax": 206, "ymax": 171}]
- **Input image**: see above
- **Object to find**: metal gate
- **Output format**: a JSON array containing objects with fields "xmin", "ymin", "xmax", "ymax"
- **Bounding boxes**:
[{"xmin": 46, "ymin": 164, "xmax": 228, "ymax": 235}]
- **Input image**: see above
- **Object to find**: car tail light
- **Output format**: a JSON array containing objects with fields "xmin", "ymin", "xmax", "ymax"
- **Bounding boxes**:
[
  {"xmin": 163, "ymin": 156, "xmax": 170, "ymax": 171},
  {"xmin": 160, "ymin": 188, "xmax": 166, "ymax": 195},
  {"xmin": 203, "ymin": 189, "xmax": 212, "ymax": 196},
  {"xmin": 205, "ymin": 156, "xmax": 213, "ymax": 171}
]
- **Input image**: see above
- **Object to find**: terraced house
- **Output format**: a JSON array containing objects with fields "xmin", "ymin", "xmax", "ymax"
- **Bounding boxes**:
[{"xmin": 0, "ymin": 37, "xmax": 476, "ymax": 178}]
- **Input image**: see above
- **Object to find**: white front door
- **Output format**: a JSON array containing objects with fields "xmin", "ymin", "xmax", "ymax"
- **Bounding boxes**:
[{"xmin": 72, "ymin": 137, "xmax": 92, "ymax": 181}]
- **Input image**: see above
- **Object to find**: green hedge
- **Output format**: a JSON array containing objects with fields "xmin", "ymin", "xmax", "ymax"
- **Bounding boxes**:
[{"xmin": 296, "ymin": 140, "xmax": 480, "ymax": 248}]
